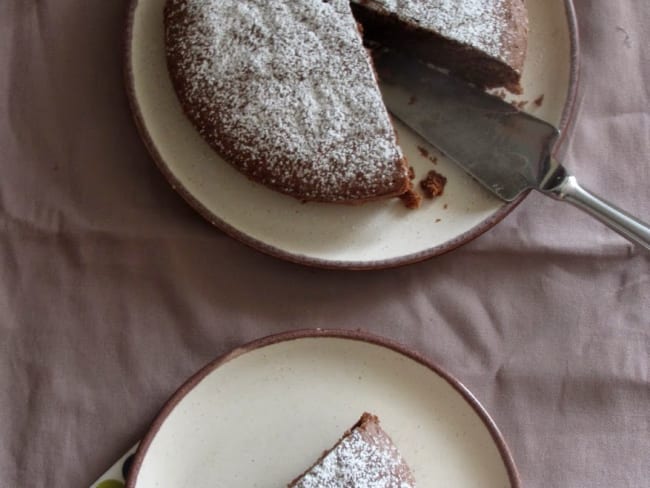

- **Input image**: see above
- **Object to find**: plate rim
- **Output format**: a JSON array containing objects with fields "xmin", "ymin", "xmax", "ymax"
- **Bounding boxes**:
[
  {"xmin": 124, "ymin": 329, "xmax": 522, "ymax": 488},
  {"xmin": 123, "ymin": 0, "xmax": 580, "ymax": 270}
]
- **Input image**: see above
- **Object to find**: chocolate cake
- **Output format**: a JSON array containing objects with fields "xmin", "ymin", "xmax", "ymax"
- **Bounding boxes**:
[
  {"xmin": 164, "ymin": 0, "xmax": 528, "ymax": 204},
  {"xmin": 164, "ymin": 0, "xmax": 411, "ymax": 204},
  {"xmin": 351, "ymin": 0, "xmax": 528, "ymax": 93},
  {"xmin": 288, "ymin": 413, "xmax": 416, "ymax": 487}
]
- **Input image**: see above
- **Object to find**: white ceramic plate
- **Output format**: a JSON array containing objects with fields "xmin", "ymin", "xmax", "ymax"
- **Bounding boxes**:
[
  {"xmin": 126, "ymin": 331, "xmax": 519, "ymax": 487},
  {"xmin": 125, "ymin": 0, "xmax": 578, "ymax": 269}
]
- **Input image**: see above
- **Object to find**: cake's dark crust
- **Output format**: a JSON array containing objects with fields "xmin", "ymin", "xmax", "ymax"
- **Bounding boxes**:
[
  {"xmin": 351, "ymin": 0, "xmax": 528, "ymax": 93},
  {"xmin": 163, "ymin": 0, "xmax": 411, "ymax": 205}
]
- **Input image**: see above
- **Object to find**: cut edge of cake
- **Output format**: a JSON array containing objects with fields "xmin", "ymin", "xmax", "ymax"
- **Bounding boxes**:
[{"xmin": 351, "ymin": 0, "xmax": 529, "ymax": 94}]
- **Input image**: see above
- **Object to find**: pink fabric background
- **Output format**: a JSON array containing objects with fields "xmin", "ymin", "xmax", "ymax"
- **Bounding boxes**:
[{"xmin": 1, "ymin": 1, "xmax": 648, "ymax": 486}]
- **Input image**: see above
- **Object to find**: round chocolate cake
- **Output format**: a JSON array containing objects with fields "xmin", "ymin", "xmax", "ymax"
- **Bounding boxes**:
[
  {"xmin": 164, "ymin": 0, "xmax": 528, "ymax": 204},
  {"xmin": 164, "ymin": 0, "xmax": 411, "ymax": 204}
]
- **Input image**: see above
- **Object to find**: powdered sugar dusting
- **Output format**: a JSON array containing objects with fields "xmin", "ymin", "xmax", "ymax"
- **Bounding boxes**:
[
  {"xmin": 355, "ymin": 0, "xmax": 510, "ymax": 62},
  {"xmin": 165, "ymin": 0, "xmax": 408, "ymax": 202},
  {"xmin": 291, "ymin": 422, "xmax": 415, "ymax": 488}
]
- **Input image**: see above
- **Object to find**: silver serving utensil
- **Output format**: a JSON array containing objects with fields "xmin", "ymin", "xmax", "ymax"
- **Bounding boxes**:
[{"xmin": 374, "ymin": 50, "xmax": 650, "ymax": 250}]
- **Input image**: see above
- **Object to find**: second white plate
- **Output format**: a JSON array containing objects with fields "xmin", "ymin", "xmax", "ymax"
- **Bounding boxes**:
[{"xmin": 127, "ymin": 331, "xmax": 519, "ymax": 487}]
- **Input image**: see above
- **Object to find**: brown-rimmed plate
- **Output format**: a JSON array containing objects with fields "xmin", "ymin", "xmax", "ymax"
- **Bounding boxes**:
[
  {"xmin": 126, "ymin": 330, "xmax": 520, "ymax": 487},
  {"xmin": 125, "ymin": 0, "xmax": 579, "ymax": 269}
]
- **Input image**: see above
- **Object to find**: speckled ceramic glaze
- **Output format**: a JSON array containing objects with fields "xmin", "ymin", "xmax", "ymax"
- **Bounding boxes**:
[{"xmin": 125, "ymin": 0, "xmax": 578, "ymax": 268}]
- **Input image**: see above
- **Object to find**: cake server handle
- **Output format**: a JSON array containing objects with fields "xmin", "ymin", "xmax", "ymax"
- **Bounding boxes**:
[{"xmin": 542, "ymin": 165, "xmax": 650, "ymax": 250}]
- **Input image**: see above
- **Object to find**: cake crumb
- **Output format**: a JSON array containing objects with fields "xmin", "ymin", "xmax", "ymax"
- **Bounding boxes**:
[
  {"xmin": 429, "ymin": 155, "xmax": 438, "ymax": 165},
  {"xmin": 511, "ymin": 99, "xmax": 528, "ymax": 110},
  {"xmin": 443, "ymin": 203, "xmax": 448, "ymax": 210},
  {"xmin": 420, "ymin": 170, "xmax": 447, "ymax": 199},
  {"xmin": 534, "ymin": 94, "xmax": 545, "ymax": 107},
  {"xmin": 408, "ymin": 95, "xmax": 417, "ymax": 105},
  {"xmin": 400, "ymin": 188, "xmax": 422, "ymax": 209},
  {"xmin": 417, "ymin": 146, "xmax": 429, "ymax": 158},
  {"xmin": 435, "ymin": 218, "xmax": 442, "ymax": 223},
  {"xmin": 408, "ymin": 166, "xmax": 416, "ymax": 180}
]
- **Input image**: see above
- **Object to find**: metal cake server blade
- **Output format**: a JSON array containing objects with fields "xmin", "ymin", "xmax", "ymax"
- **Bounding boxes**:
[{"xmin": 374, "ymin": 50, "xmax": 650, "ymax": 251}]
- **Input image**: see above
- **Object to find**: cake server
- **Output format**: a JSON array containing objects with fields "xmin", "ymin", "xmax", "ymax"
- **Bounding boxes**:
[{"xmin": 374, "ymin": 50, "xmax": 650, "ymax": 250}]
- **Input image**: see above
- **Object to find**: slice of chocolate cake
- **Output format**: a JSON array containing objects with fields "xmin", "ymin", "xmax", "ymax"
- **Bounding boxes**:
[
  {"xmin": 351, "ymin": 0, "xmax": 528, "ymax": 93},
  {"xmin": 164, "ymin": 0, "xmax": 411, "ymax": 204},
  {"xmin": 288, "ymin": 413, "xmax": 416, "ymax": 487}
]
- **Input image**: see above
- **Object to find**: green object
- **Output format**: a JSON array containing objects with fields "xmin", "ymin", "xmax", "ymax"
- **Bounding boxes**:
[{"xmin": 96, "ymin": 480, "xmax": 124, "ymax": 488}]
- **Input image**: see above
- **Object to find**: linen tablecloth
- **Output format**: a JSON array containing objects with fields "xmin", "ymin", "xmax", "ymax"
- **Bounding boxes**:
[{"xmin": 1, "ymin": 1, "xmax": 648, "ymax": 486}]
